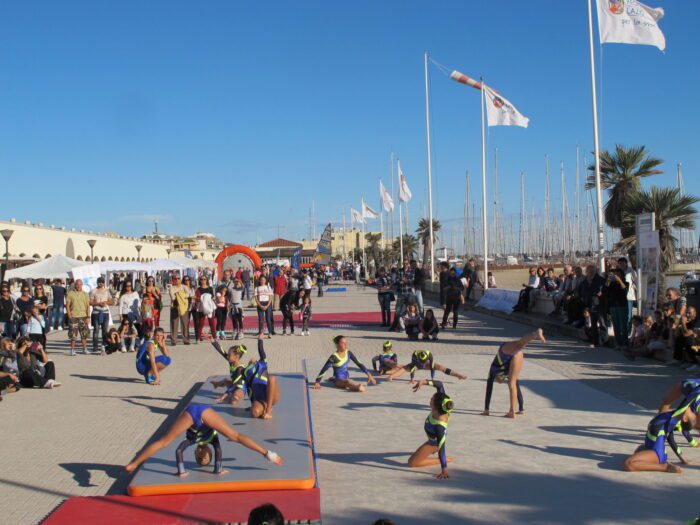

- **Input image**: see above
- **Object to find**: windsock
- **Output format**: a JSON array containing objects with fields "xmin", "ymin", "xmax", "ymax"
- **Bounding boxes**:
[{"xmin": 449, "ymin": 70, "xmax": 482, "ymax": 91}]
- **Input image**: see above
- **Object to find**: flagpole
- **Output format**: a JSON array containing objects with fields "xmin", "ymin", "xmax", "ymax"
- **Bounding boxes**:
[
  {"xmin": 379, "ymin": 181, "xmax": 384, "ymax": 265},
  {"xmin": 342, "ymin": 209, "xmax": 347, "ymax": 264},
  {"xmin": 390, "ymin": 151, "xmax": 396, "ymax": 265},
  {"xmin": 480, "ymin": 78, "xmax": 489, "ymax": 290},
  {"xmin": 398, "ymin": 189, "xmax": 404, "ymax": 267},
  {"xmin": 587, "ymin": 0, "xmax": 606, "ymax": 273},
  {"xmin": 361, "ymin": 199, "xmax": 367, "ymax": 273},
  {"xmin": 424, "ymin": 50, "xmax": 435, "ymax": 282}
]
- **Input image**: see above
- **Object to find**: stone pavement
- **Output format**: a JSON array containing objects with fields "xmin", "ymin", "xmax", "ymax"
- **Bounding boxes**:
[{"xmin": 1, "ymin": 283, "xmax": 698, "ymax": 524}]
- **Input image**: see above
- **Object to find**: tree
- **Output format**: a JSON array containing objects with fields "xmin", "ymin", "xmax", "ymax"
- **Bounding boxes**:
[
  {"xmin": 392, "ymin": 234, "xmax": 419, "ymax": 262},
  {"xmin": 416, "ymin": 218, "xmax": 441, "ymax": 270},
  {"xmin": 586, "ymin": 145, "xmax": 663, "ymax": 233},
  {"xmin": 618, "ymin": 186, "xmax": 699, "ymax": 297},
  {"xmin": 365, "ymin": 232, "xmax": 382, "ymax": 269}
]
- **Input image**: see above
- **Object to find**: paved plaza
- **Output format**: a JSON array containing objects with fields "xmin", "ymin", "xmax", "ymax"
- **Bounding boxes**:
[{"xmin": 1, "ymin": 284, "xmax": 698, "ymax": 524}]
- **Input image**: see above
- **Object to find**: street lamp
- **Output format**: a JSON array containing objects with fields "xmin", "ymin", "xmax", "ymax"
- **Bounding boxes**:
[
  {"xmin": 1, "ymin": 229, "xmax": 14, "ymax": 283},
  {"xmin": 200, "ymin": 252, "xmax": 205, "ymax": 260},
  {"xmin": 87, "ymin": 239, "xmax": 97, "ymax": 262},
  {"xmin": 135, "ymin": 244, "xmax": 143, "ymax": 262},
  {"xmin": 166, "ymin": 248, "xmax": 171, "ymax": 259}
]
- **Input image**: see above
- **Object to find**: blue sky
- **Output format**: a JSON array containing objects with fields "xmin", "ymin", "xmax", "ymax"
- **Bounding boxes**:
[{"xmin": 1, "ymin": 1, "xmax": 697, "ymax": 246}]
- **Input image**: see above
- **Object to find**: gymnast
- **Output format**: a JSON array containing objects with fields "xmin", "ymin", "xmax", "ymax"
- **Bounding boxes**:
[
  {"xmin": 125, "ymin": 402, "xmax": 282, "ymax": 477},
  {"xmin": 135, "ymin": 326, "xmax": 171, "ymax": 385},
  {"xmin": 623, "ymin": 403, "xmax": 697, "ymax": 473},
  {"xmin": 408, "ymin": 379, "xmax": 454, "ymax": 479},
  {"xmin": 481, "ymin": 328, "xmax": 545, "ymax": 419},
  {"xmin": 387, "ymin": 349, "xmax": 466, "ymax": 383},
  {"xmin": 659, "ymin": 378, "xmax": 700, "ymax": 447},
  {"xmin": 372, "ymin": 341, "xmax": 398, "ymax": 375},
  {"xmin": 314, "ymin": 335, "xmax": 376, "ymax": 392},
  {"xmin": 211, "ymin": 333, "xmax": 280, "ymax": 419}
]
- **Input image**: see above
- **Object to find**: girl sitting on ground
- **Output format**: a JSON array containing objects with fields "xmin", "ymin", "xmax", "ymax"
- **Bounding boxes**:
[
  {"xmin": 118, "ymin": 318, "xmax": 139, "ymax": 353},
  {"xmin": 314, "ymin": 335, "xmax": 376, "ymax": 392},
  {"xmin": 420, "ymin": 309, "xmax": 439, "ymax": 341},
  {"xmin": 372, "ymin": 341, "xmax": 398, "ymax": 375},
  {"xmin": 408, "ymin": 379, "xmax": 454, "ymax": 479}
]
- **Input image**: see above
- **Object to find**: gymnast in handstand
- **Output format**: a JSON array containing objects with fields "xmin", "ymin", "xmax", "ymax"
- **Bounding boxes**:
[
  {"xmin": 387, "ymin": 349, "xmax": 466, "ymax": 383},
  {"xmin": 408, "ymin": 378, "xmax": 454, "ymax": 479},
  {"xmin": 124, "ymin": 403, "xmax": 282, "ymax": 477},
  {"xmin": 314, "ymin": 335, "xmax": 376, "ymax": 392},
  {"xmin": 210, "ymin": 333, "xmax": 281, "ymax": 419},
  {"xmin": 481, "ymin": 328, "xmax": 545, "ymax": 419}
]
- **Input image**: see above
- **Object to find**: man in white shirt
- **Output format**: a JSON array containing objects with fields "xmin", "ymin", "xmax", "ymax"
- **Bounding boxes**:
[{"xmin": 617, "ymin": 257, "xmax": 637, "ymax": 334}]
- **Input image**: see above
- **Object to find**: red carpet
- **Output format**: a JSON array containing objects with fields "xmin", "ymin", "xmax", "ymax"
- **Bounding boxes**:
[
  {"xmin": 43, "ymin": 488, "xmax": 320, "ymax": 525},
  {"xmin": 193, "ymin": 311, "xmax": 382, "ymax": 330}
]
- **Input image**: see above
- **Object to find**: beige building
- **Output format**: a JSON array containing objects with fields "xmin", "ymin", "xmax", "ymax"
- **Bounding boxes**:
[{"xmin": 0, "ymin": 219, "xmax": 224, "ymax": 265}]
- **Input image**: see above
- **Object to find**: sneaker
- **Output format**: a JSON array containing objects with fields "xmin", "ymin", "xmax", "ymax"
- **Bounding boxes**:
[
  {"xmin": 282, "ymin": 330, "xmax": 287, "ymax": 336},
  {"xmin": 44, "ymin": 379, "xmax": 55, "ymax": 389},
  {"xmin": 235, "ymin": 332, "xmax": 243, "ymax": 340},
  {"xmin": 120, "ymin": 347, "xmax": 127, "ymax": 353},
  {"xmin": 83, "ymin": 350, "xmax": 90, "ymax": 355},
  {"xmin": 69, "ymin": 350, "xmax": 76, "ymax": 356},
  {"xmin": 58, "ymin": 327, "xmax": 63, "ymax": 331}
]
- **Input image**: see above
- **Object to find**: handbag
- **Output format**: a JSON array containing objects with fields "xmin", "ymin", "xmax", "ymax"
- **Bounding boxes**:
[{"xmin": 388, "ymin": 291, "xmax": 396, "ymax": 302}]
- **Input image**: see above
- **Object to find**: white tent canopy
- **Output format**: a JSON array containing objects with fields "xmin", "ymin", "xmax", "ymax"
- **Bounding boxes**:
[
  {"xmin": 170, "ymin": 255, "xmax": 218, "ymax": 270},
  {"xmin": 94, "ymin": 261, "xmax": 152, "ymax": 274},
  {"xmin": 148, "ymin": 259, "xmax": 187, "ymax": 272},
  {"xmin": 5, "ymin": 254, "xmax": 84, "ymax": 280}
]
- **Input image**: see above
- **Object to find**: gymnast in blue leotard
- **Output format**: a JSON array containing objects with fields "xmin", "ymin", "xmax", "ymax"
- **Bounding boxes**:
[
  {"xmin": 372, "ymin": 341, "xmax": 398, "ymax": 375},
  {"xmin": 135, "ymin": 327, "xmax": 172, "ymax": 385},
  {"xmin": 314, "ymin": 335, "xmax": 376, "ymax": 392},
  {"xmin": 623, "ymin": 404, "xmax": 697, "ymax": 474},
  {"xmin": 659, "ymin": 378, "xmax": 700, "ymax": 447},
  {"xmin": 386, "ymin": 348, "xmax": 467, "ymax": 383},
  {"xmin": 125, "ymin": 402, "xmax": 283, "ymax": 476},
  {"xmin": 408, "ymin": 379, "xmax": 454, "ymax": 479},
  {"xmin": 210, "ymin": 333, "xmax": 281, "ymax": 419},
  {"xmin": 481, "ymin": 328, "xmax": 545, "ymax": 419}
]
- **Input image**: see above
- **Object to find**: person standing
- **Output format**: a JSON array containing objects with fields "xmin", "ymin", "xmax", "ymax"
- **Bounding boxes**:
[
  {"xmin": 255, "ymin": 276, "xmax": 275, "ymax": 337},
  {"xmin": 273, "ymin": 270, "xmax": 288, "ymax": 312},
  {"xmin": 618, "ymin": 257, "xmax": 637, "ymax": 334},
  {"xmin": 463, "ymin": 258, "xmax": 476, "ymax": 301},
  {"xmin": 228, "ymin": 278, "xmax": 245, "ymax": 340},
  {"xmin": 375, "ymin": 267, "xmax": 393, "ymax": 327},
  {"xmin": 0, "ymin": 285, "xmax": 16, "ymax": 338},
  {"xmin": 605, "ymin": 268, "xmax": 629, "ymax": 350},
  {"xmin": 142, "ymin": 276, "xmax": 162, "ymax": 328},
  {"xmin": 66, "ymin": 279, "xmax": 90, "ymax": 356},
  {"xmin": 389, "ymin": 261, "xmax": 414, "ymax": 332},
  {"xmin": 89, "ymin": 277, "xmax": 113, "ymax": 354},
  {"xmin": 169, "ymin": 274, "xmax": 190, "ymax": 345},
  {"xmin": 410, "ymin": 260, "xmax": 425, "ymax": 315},
  {"xmin": 242, "ymin": 268, "xmax": 251, "ymax": 300},
  {"xmin": 301, "ymin": 271, "xmax": 313, "ymax": 295}
]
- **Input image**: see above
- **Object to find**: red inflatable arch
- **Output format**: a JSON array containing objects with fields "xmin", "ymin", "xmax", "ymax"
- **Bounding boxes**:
[{"xmin": 215, "ymin": 245, "xmax": 263, "ymax": 279}]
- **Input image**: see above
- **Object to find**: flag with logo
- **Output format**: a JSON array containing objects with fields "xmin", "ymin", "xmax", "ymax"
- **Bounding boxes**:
[
  {"xmin": 350, "ymin": 208, "xmax": 365, "ymax": 224},
  {"xmin": 596, "ymin": 0, "xmax": 665, "ymax": 51},
  {"xmin": 380, "ymin": 180, "xmax": 394, "ymax": 212},
  {"xmin": 483, "ymin": 84, "xmax": 529, "ymax": 128},
  {"xmin": 362, "ymin": 199, "xmax": 380, "ymax": 220},
  {"xmin": 397, "ymin": 161, "xmax": 412, "ymax": 202}
]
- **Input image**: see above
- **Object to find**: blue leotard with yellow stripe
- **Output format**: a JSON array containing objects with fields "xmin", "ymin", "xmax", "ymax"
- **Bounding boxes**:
[
  {"xmin": 423, "ymin": 380, "xmax": 450, "ymax": 469},
  {"xmin": 316, "ymin": 350, "xmax": 369, "ymax": 382}
]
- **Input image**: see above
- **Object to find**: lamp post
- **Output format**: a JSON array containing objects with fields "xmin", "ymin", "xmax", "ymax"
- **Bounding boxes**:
[
  {"xmin": 166, "ymin": 248, "xmax": 171, "ymax": 259},
  {"xmin": 135, "ymin": 244, "xmax": 143, "ymax": 262},
  {"xmin": 200, "ymin": 252, "xmax": 205, "ymax": 260},
  {"xmin": 1, "ymin": 229, "xmax": 14, "ymax": 283},
  {"xmin": 87, "ymin": 239, "xmax": 97, "ymax": 262}
]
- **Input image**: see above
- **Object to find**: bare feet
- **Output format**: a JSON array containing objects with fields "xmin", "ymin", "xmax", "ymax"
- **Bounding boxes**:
[
  {"xmin": 456, "ymin": 373, "xmax": 467, "ymax": 380},
  {"xmin": 536, "ymin": 328, "xmax": 546, "ymax": 343},
  {"xmin": 358, "ymin": 384, "xmax": 366, "ymax": 392},
  {"xmin": 125, "ymin": 463, "xmax": 137, "ymax": 473},
  {"xmin": 517, "ymin": 410, "xmax": 526, "ymax": 416},
  {"xmin": 504, "ymin": 411, "xmax": 515, "ymax": 419},
  {"xmin": 262, "ymin": 413, "xmax": 272, "ymax": 420},
  {"xmin": 216, "ymin": 469, "xmax": 229, "ymax": 476},
  {"xmin": 177, "ymin": 471, "xmax": 190, "ymax": 478},
  {"xmin": 480, "ymin": 410, "xmax": 490, "ymax": 416},
  {"xmin": 666, "ymin": 463, "xmax": 683, "ymax": 474}
]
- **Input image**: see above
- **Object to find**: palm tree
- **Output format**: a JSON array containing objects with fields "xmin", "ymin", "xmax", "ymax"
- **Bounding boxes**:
[
  {"xmin": 393, "ymin": 234, "xmax": 419, "ymax": 261},
  {"xmin": 416, "ymin": 218, "xmax": 441, "ymax": 270},
  {"xmin": 618, "ymin": 186, "xmax": 699, "ymax": 297},
  {"xmin": 585, "ymin": 145, "xmax": 663, "ymax": 232},
  {"xmin": 365, "ymin": 232, "xmax": 382, "ymax": 269}
]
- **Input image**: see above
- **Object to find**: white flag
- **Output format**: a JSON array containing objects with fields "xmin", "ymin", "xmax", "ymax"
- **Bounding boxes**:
[
  {"xmin": 362, "ymin": 200, "xmax": 380, "ymax": 220},
  {"xmin": 483, "ymin": 84, "xmax": 529, "ymax": 128},
  {"xmin": 380, "ymin": 180, "xmax": 394, "ymax": 212},
  {"xmin": 596, "ymin": 0, "xmax": 665, "ymax": 51},
  {"xmin": 350, "ymin": 208, "xmax": 365, "ymax": 224},
  {"xmin": 397, "ymin": 161, "xmax": 412, "ymax": 203}
]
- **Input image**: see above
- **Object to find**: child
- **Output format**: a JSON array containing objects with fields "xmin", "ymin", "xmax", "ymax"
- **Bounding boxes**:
[
  {"xmin": 403, "ymin": 303, "xmax": 421, "ymax": 340},
  {"xmin": 420, "ymin": 309, "xmax": 439, "ymax": 341},
  {"xmin": 118, "ymin": 317, "xmax": 139, "ymax": 353},
  {"xmin": 215, "ymin": 285, "xmax": 229, "ymax": 340},
  {"xmin": 300, "ymin": 296, "xmax": 312, "ymax": 336},
  {"xmin": 104, "ymin": 328, "xmax": 122, "ymax": 354},
  {"xmin": 624, "ymin": 315, "xmax": 650, "ymax": 360},
  {"xmin": 487, "ymin": 272, "xmax": 497, "ymax": 289},
  {"xmin": 372, "ymin": 341, "xmax": 398, "ymax": 375}
]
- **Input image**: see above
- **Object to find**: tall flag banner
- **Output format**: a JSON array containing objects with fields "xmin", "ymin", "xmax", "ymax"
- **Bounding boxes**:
[
  {"xmin": 290, "ymin": 246, "xmax": 301, "ymax": 269},
  {"xmin": 313, "ymin": 223, "xmax": 333, "ymax": 265},
  {"xmin": 397, "ymin": 161, "xmax": 412, "ymax": 203},
  {"xmin": 595, "ymin": 0, "xmax": 666, "ymax": 51},
  {"xmin": 483, "ymin": 84, "xmax": 530, "ymax": 128},
  {"xmin": 362, "ymin": 200, "xmax": 380, "ymax": 220},
  {"xmin": 350, "ymin": 208, "xmax": 365, "ymax": 224},
  {"xmin": 449, "ymin": 70, "xmax": 482, "ymax": 91},
  {"xmin": 380, "ymin": 180, "xmax": 394, "ymax": 212}
]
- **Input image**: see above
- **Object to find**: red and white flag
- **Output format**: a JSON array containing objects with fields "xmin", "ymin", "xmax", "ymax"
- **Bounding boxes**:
[
  {"xmin": 362, "ymin": 199, "xmax": 380, "ymax": 220},
  {"xmin": 398, "ymin": 161, "xmax": 412, "ymax": 203},
  {"xmin": 483, "ymin": 84, "xmax": 529, "ymax": 128},
  {"xmin": 380, "ymin": 180, "xmax": 394, "ymax": 212},
  {"xmin": 350, "ymin": 208, "xmax": 365, "ymax": 224}
]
